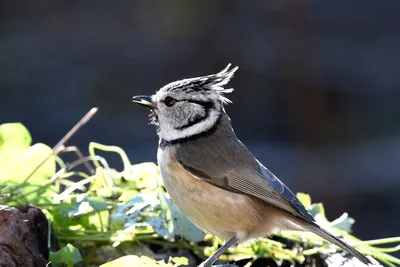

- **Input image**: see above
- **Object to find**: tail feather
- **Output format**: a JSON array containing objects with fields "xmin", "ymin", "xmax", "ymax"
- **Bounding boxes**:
[{"xmin": 298, "ymin": 220, "xmax": 372, "ymax": 265}]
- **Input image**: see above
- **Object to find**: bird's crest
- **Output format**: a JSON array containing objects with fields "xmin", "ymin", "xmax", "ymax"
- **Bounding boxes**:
[{"xmin": 163, "ymin": 64, "xmax": 238, "ymax": 103}]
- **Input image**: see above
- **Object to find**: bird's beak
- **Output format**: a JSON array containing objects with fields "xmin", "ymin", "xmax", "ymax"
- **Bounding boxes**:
[{"xmin": 132, "ymin": 95, "xmax": 155, "ymax": 108}]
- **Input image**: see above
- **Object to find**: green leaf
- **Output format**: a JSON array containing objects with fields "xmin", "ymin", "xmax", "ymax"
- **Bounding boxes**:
[
  {"xmin": 117, "ymin": 242, "xmax": 157, "ymax": 259},
  {"xmin": 89, "ymin": 167, "xmax": 115, "ymax": 198},
  {"xmin": 110, "ymin": 213, "xmax": 128, "ymax": 231},
  {"xmin": 69, "ymin": 196, "xmax": 109, "ymax": 231},
  {"xmin": 117, "ymin": 189, "xmax": 139, "ymax": 202},
  {"xmin": 50, "ymin": 196, "xmax": 109, "ymax": 232},
  {"xmin": 88, "ymin": 209, "xmax": 109, "ymax": 232},
  {"xmin": 17, "ymin": 183, "xmax": 57, "ymax": 205},
  {"xmin": 330, "ymin": 212, "xmax": 354, "ymax": 233},
  {"xmin": 296, "ymin": 193, "xmax": 311, "ymax": 208},
  {"xmin": 170, "ymin": 256, "xmax": 189, "ymax": 266},
  {"xmin": 0, "ymin": 122, "xmax": 55, "ymax": 183},
  {"xmin": 51, "ymin": 202, "xmax": 85, "ymax": 229},
  {"xmin": 148, "ymin": 215, "xmax": 172, "ymax": 240},
  {"xmin": 23, "ymin": 143, "xmax": 56, "ymax": 181},
  {"xmin": 112, "ymin": 193, "xmax": 160, "ymax": 232},
  {"xmin": 115, "ymin": 195, "xmax": 148, "ymax": 214},
  {"xmin": 124, "ymin": 163, "xmax": 159, "ymax": 190},
  {"xmin": 49, "ymin": 243, "xmax": 82, "ymax": 267},
  {"xmin": 100, "ymin": 255, "xmax": 167, "ymax": 267},
  {"xmin": 309, "ymin": 203, "xmax": 329, "ymax": 224},
  {"xmin": 0, "ymin": 122, "xmax": 31, "ymax": 146},
  {"xmin": 69, "ymin": 195, "xmax": 109, "ymax": 217}
]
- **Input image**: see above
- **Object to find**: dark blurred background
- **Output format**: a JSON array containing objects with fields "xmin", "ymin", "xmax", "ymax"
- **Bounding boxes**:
[{"xmin": 1, "ymin": 0, "xmax": 399, "ymax": 248}]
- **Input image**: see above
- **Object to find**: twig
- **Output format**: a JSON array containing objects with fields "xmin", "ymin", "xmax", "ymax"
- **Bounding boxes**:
[
  {"xmin": 22, "ymin": 107, "xmax": 98, "ymax": 184},
  {"xmin": 59, "ymin": 146, "xmax": 95, "ymax": 175}
]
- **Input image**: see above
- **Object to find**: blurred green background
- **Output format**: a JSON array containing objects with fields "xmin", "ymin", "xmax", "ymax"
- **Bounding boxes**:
[{"xmin": 1, "ymin": 0, "xmax": 399, "ymax": 254}]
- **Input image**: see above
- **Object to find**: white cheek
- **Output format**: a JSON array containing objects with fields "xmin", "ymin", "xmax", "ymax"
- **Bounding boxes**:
[{"xmin": 159, "ymin": 109, "xmax": 219, "ymax": 141}]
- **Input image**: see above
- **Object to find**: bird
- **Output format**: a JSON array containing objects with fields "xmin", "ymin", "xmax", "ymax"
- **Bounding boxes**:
[{"xmin": 132, "ymin": 64, "xmax": 372, "ymax": 267}]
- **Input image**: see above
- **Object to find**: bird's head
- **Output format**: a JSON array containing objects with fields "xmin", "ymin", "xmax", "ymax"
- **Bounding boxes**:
[{"xmin": 132, "ymin": 64, "xmax": 238, "ymax": 142}]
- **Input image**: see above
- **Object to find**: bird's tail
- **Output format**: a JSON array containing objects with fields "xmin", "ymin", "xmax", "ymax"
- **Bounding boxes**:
[{"xmin": 296, "ymin": 219, "xmax": 372, "ymax": 265}]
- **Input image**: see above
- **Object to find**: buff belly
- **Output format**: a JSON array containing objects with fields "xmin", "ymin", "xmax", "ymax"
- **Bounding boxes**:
[{"xmin": 157, "ymin": 148, "xmax": 292, "ymax": 242}]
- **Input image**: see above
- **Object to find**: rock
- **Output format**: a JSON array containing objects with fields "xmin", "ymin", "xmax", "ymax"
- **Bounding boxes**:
[{"xmin": 0, "ymin": 205, "xmax": 50, "ymax": 267}]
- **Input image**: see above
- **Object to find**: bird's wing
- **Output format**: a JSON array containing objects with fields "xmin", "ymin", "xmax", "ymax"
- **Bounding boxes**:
[
  {"xmin": 175, "ymin": 141, "xmax": 372, "ymax": 265},
  {"xmin": 175, "ymin": 144, "xmax": 315, "ymax": 223}
]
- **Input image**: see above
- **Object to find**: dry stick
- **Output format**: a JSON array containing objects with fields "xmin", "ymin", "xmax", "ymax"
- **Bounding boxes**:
[
  {"xmin": 59, "ymin": 146, "xmax": 95, "ymax": 175},
  {"xmin": 21, "ymin": 107, "xmax": 99, "ymax": 184},
  {"xmin": 53, "ymin": 107, "xmax": 99, "ymax": 154}
]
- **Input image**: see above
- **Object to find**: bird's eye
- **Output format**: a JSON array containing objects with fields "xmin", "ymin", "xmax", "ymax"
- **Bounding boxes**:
[{"xmin": 164, "ymin": 96, "xmax": 177, "ymax": 107}]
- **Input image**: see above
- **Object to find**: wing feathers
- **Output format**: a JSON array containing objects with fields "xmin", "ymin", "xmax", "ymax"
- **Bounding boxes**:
[{"xmin": 177, "ymin": 154, "xmax": 308, "ymax": 220}]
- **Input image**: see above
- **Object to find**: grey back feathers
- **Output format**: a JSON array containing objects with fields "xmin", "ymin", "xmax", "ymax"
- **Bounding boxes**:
[{"xmin": 150, "ymin": 64, "xmax": 238, "ymax": 142}]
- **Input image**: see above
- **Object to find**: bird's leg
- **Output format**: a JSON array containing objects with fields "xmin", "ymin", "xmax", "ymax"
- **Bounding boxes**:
[{"xmin": 198, "ymin": 236, "xmax": 239, "ymax": 267}]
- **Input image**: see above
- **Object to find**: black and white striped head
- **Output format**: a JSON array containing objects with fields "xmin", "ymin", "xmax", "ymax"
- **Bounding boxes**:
[{"xmin": 132, "ymin": 64, "xmax": 238, "ymax": 142}]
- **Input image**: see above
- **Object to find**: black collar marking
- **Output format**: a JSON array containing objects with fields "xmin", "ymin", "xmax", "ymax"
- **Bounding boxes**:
[
  {"xmin": 174, "ymin": 100, "xmax": 215, "ymax": 131},
  {"xmin": 160, "ymin": 110, "xmax": 222, "ymax": 149}
]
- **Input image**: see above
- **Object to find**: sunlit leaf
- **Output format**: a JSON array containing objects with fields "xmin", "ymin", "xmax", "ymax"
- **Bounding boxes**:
[
  {"xmin": 89, "ymin": 167, "xmax": 114, "ymax": 198},
  {"xmin": 0, "ymin": 124, "xmax": 396, "ymax": 267},
  {"xmin": 170, "ymin": 256, "xmax": 189, "ymax": 266},
  {"xmin": 70, "ymin": 196, "xmax": 108, "ymax": 217},
  {"xmin": 100, "ymin": 255, "xmax": 167, "ymax": 267},
  {"xmin": 89, "ymin": 210, "xmax": 110, "ymax": 232},
  {"xmin": 125, "ymin": 162, "xmax": 159, "ymax": 190},
  {"xmin": 0, "ymin": 122, "xmax": 31, "ymax": 146},
  {"xmin": 296, "ymin": 193, "xmax": 312, "ymax": 208},
  {"xmin": 0, "ymin": 123, "xmax": 55, "ymax": 183},
  {"xmin": 118, "ymin": 189, "xmax": 139, "ymax": 202},
  {"xmin": 309, "ymin": 203, "xmax": 329, "ymax": 225},
  {"xmin": 330, "ymin": 213, "xmax": 354, "ymax": 233}
]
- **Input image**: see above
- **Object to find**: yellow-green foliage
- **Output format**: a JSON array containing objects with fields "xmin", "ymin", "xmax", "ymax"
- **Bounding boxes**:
[{"xmin": 0, "ymin": 122, "xmax": 399, "ymax": 267}]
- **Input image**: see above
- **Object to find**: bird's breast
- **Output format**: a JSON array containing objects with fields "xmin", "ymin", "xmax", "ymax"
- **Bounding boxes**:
[{"xmin": 157, "ymin": 147, "xmax": 273, "ymax": 241}]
